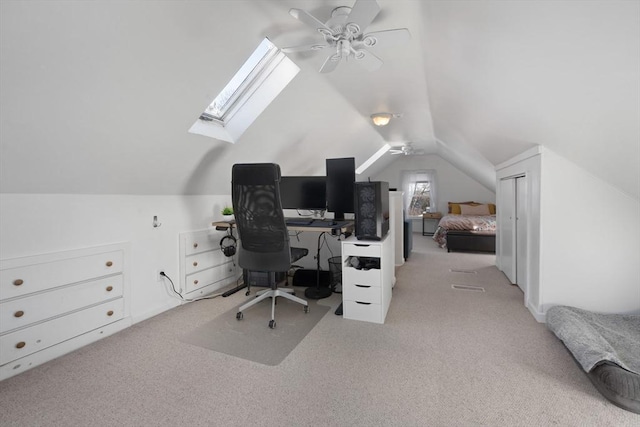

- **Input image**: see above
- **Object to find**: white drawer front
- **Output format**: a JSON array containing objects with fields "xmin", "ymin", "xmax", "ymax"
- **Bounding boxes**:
[
  {"xmin": 343, "ymin": 283, "xmax": 381, "ymax": 304},
  {"xmin": 342, "ymin": 242, "xmax": 381, "ymax": 258},
  {"xmin": 0, "ymin": 275, "xmax": 123, "ymax": 334},
  {"xmin": 343, "ymin": 267, "xmax": 381, "ymax": 288},
  {"xmin": 1, "ymin": 250, "xmax": 123, "ymax": 300},
  {"xmin": 184, "ymin": 234, "xmax": 220, "ymax": 256},
  {"xmin": 185, "ymin": 263, "xmax": 235, "ymax": 294},
  {"xmin": 0, "ymin": 298, "xmax": 124, "ymax": 365},
  {"xmin": 184, "ymin": 253, "xmax": 219, "ymax": 276},
  {"xmin": 343, "ymin": 300, "xmax": 383, "ymax": 324}
]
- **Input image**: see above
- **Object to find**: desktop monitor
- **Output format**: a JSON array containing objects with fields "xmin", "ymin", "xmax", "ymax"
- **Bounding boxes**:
[
  {"xmin": 326, "ymin": 157, "xmax": 355, "ymax": 220},
  {"xmin": 279, "ymin": 176, "xmax": 327, "ymax": 210}
]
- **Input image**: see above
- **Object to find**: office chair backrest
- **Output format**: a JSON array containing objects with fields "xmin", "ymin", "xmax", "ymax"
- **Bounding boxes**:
[{"xmin": 231, "ymin": 163, "xmax": 292, "ymax": 272}]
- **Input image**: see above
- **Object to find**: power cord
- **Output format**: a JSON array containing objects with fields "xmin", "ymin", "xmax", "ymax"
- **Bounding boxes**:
[{"xmin": 159, "ymin": 271, "xmax": 228, "ymax": 302}]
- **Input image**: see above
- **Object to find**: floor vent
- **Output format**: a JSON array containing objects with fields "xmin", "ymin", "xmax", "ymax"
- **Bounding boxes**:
[
  {"xmin": 450, "ymin": 269, "xmax": 477, "ymax": 274},
  {"xmin": 451, "ymin": 284, "xmax": 485, "ymax": 292}
]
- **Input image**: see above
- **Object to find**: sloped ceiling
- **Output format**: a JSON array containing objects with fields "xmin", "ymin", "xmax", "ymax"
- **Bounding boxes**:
[{"xmin": 1, "ymin": 1, "xmax": 638, "ymax": 199}]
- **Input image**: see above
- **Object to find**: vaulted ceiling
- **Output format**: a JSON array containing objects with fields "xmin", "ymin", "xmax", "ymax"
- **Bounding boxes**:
[{"xmin": 1, "ymin": 1, "xmax": 638, "ymax": 199}]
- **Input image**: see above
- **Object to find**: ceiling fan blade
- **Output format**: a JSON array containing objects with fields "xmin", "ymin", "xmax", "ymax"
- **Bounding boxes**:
[
  {"xmin": 289, "ymin": 8, "xmax": 333, "ymax": 33},
  {"xmin": 282, "ymin": 44, "xmax": 327, "ymax": 53},
  {"xmin": 352, "ymin": 49, "xmax": 383, "ymax": 72},
  {"xmin": 346, "ymin": 0, "xmax": 381, "ymax": 33},
  {"xmin": 319, "ymin": 53, "xmax": 341, "ymax": 73},
  {"xmin": 362, "ymin": 28, "xmax": 411, "ymax": 49}
]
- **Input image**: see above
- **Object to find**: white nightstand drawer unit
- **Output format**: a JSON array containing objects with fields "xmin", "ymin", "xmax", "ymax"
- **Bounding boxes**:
[
  {"xmin": 0, "ymin": 275, "xmax": 123, "ymax": 333},
  {"xmin": 341, "ymin": 234, "xmax": 393, "ymax": 324}
]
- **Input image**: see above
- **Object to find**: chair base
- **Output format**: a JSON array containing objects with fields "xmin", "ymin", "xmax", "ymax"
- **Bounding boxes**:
[{"xmin": 237, "ymin": 288, "xmax": 309, "ymax": 328}]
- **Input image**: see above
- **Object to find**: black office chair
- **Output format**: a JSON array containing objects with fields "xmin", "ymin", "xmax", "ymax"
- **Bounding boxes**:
[{"xmin": 232, "ymin": 163, "xmax": 309, "ymax": 328}]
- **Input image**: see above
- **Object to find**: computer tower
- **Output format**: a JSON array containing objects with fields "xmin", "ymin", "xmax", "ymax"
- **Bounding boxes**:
[{"xmin": 354, "ymin": 181, "xmax": 390, "ymax": 241}]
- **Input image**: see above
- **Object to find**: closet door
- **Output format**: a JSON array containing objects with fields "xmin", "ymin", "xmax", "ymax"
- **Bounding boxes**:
[
  {"xmin": 499, "ymin": 178, "xmax": 516, "ymax": 284},
  {"xmin": 515, "ymin": 177, "xmax": 528, "ymax": 293}
]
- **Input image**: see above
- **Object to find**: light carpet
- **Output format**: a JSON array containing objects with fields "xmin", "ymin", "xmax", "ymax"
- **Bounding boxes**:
[{"xmin": 179, "ymin": 291, "xmax": 330, "ymax": 365}]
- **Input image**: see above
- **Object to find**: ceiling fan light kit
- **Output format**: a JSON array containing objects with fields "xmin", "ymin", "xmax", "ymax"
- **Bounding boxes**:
[{"xmin": 283, "ymin": 0, "xmax": 411, "ymax": 73}]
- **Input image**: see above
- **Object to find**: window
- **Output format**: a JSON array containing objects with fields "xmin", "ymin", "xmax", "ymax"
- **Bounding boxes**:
[
  {"xmin": 408, "ymin": 180, "xmax": 431, "ymax": 216},
  {"xmin": 189, "ymin": 38, "xmax": 300, "ymax": 143},
  {"xmin": 199, "ymin": 38, "xmax": 278, "ymax": 123},
  {"xmin": 401, "ymin": 170, "xmax": 437, "ymax": 217}
]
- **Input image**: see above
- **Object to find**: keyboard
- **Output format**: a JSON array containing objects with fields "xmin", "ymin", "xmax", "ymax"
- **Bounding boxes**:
[{"xmin": 285, "ymin": 217, "xmax": 314, "ymax": 226}]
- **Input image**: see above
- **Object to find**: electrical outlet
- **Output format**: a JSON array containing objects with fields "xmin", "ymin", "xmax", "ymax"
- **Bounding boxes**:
[{"xmin": 156, "ymin": 269, "xmax": 164, "ymax": 282}]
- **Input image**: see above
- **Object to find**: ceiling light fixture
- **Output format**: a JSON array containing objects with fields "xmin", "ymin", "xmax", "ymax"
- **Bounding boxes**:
[{"xmin": 370, "ymin": 113, "xmax": 393, "ymax": 126}]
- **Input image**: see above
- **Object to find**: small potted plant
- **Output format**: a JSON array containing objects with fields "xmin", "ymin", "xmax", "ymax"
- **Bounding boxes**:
[{"xmin": 221, "ymin": 206, "xmax": 234, "ymax": 221}]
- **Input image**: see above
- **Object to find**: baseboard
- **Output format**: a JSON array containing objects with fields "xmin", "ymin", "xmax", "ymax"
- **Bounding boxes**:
[{"xmin": 528, "ymin": 302, "xmax": 546, "ymax": 323}]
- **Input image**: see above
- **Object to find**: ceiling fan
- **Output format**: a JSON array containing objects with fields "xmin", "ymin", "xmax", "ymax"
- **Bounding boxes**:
[
  {"xmin": 282, "ymin": 0, "xmax": 411, "ymax": 73},
  {"xmin": 390, "ymin": 143, "xmax": 424, "ymax": 156}
]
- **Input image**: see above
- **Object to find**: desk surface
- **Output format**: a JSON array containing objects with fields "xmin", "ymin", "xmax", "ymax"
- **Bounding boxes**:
[{"xmin": 211, "ymin": 219, "xmax": 354, "ymax": 234}]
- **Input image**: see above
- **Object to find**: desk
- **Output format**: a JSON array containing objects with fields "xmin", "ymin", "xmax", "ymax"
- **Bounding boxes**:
[{"xmin": 211, "ymin": 219, "xmax": 354, "ymax": 297}]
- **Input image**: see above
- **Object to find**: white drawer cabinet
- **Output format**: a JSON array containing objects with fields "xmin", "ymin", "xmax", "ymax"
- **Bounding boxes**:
[
  {"xmin": 0, "ymin": 243, "xmax": 130, "ymax": 381},
  {"xmin": 180, "ymin": 230, "xmax": 238, "ymax": 298},
  {"xmin": 341, "ymin": 234, "xmax": 393, "ymax": 324}
]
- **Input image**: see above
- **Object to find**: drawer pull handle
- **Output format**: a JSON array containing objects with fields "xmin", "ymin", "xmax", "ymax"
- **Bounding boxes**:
[
  {"xmin": 106, "ymin": 286, "xmax": 113, "ymax": 292},
  {"xmin": 14, "ymin": 310, "xmax": 24, "ymax": 318},
  {"xmin": 16, "ymin": 342, "xmax": 26, "ymax": 349},
  {"xmin": 193, "ymin": 280, "xmax": 199, "ymax": 285},
  {"xmin": 13, "ymin": 279, "xmax": 24, "ymax": 286},
  {"xmin": 355, "ymin": 284, "xmax": 371, "ymax": 288},
  {"xmin": 355, "ymin": 301, "xmax": 372, "ymax": 305},
  {"xmin": 193, "ymin": 261, "xmax": 198, "ymax": 267},
  {"xmin": 354, "ymin": 244, "xmax": 371, "ymax": 247},
  {"xmin": 107, "ymin": 310, "xmax": 114, "ymax": 316},
  {"xmin": 193, "ymin": 243, "xmax": 198, "ymax": 248},
  {"xmin": 105, "ymin": 261, "xmax": 113, "ymax": 267}
]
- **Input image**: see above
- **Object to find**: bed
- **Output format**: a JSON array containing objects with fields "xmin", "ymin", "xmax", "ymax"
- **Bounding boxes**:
[
  {"xmin": 546, "ymin": 305, "xmax": 640, "ymax": 414},
  {"xmin": 432, "ymin": 201, "xmax": 496, "ymax": 253}
]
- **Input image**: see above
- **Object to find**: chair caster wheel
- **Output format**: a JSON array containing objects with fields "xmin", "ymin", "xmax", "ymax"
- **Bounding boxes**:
[
  {"xmin": 304, "ymin": 305, "xmax": 309, "ymax": 313},
  {"xmin": 236, "ymin": 312, "xmax": 243, "ymax": 320},
  {"xmin": 269, "ymin": 320, "xmax": 276, "ymax": 329},
  {"xmin": 245, "ymin": 291, "xmax": 250, "ymax": 296}
]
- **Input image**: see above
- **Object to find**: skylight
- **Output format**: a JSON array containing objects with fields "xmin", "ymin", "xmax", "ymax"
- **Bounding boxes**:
[{"xmin": 190, "ymin": 38, "xmax": 300, "ymax": 143}]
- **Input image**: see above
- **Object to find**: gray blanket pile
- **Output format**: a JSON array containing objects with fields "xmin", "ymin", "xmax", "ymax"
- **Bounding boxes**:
[{"xmin": 546, "ymin": 305, "xmax": 640, "ymax": 374}]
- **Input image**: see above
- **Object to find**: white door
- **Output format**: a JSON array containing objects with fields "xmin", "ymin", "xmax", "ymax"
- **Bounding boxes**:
[
  {"xmin": 499, "ymin": 178, "xmax": 516, "ymax": 284},
  {"xmin": 515, "ymin": 177, "xmax": 528, "ymax": 294}
]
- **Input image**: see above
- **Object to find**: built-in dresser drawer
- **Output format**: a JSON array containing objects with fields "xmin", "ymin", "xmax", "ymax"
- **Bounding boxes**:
[
  {"xmin": 0, "ymin": 250, "xmax": 123, "ymax": 300},
  {"xmin": 184, "ymin": 264, "xmax": 235, "ymax": 294},
  {"xmin": 0, "ymin": 275, "xmax": 123, "ymax": 334},
  {"xmin": 0, "ymin": 298, "xmax": 124, "ymax": 365},
  {"xmin": 184, "ymin": 235, "xmax": 218, "ymax": 256}
]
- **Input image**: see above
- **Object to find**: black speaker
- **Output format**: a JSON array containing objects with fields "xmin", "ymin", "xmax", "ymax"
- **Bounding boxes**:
[
  {"xmin": 220, "ymin": 234, "xmax": 237, "ymax": 257},
  {"xmin": 354, "ymin": 181, "xmax": 390, "ymax": 241}
]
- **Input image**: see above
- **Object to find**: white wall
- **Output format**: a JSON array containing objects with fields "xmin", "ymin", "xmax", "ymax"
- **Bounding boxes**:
[
  {"xmin": 497, "ymin": 147, "xmax": 640, "ymax": 320},
  {"xmin": 539, "ymin": 150, "xmax": 640, "ymax": 314},
  {"xmin": 0, "ymin": 194, "xmax": 237, "ymax": 323}
]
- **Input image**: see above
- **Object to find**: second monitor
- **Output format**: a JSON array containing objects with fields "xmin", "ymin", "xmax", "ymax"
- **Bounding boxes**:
[{"xmin": 279, "ymin": 176, "xmax": 327, "ymax": 211}]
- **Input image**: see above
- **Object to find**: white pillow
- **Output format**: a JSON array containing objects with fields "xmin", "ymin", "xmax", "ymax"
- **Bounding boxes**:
[{"xmin": 460, "ymin": 204, "xmax": 490, "ymax": 215}]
